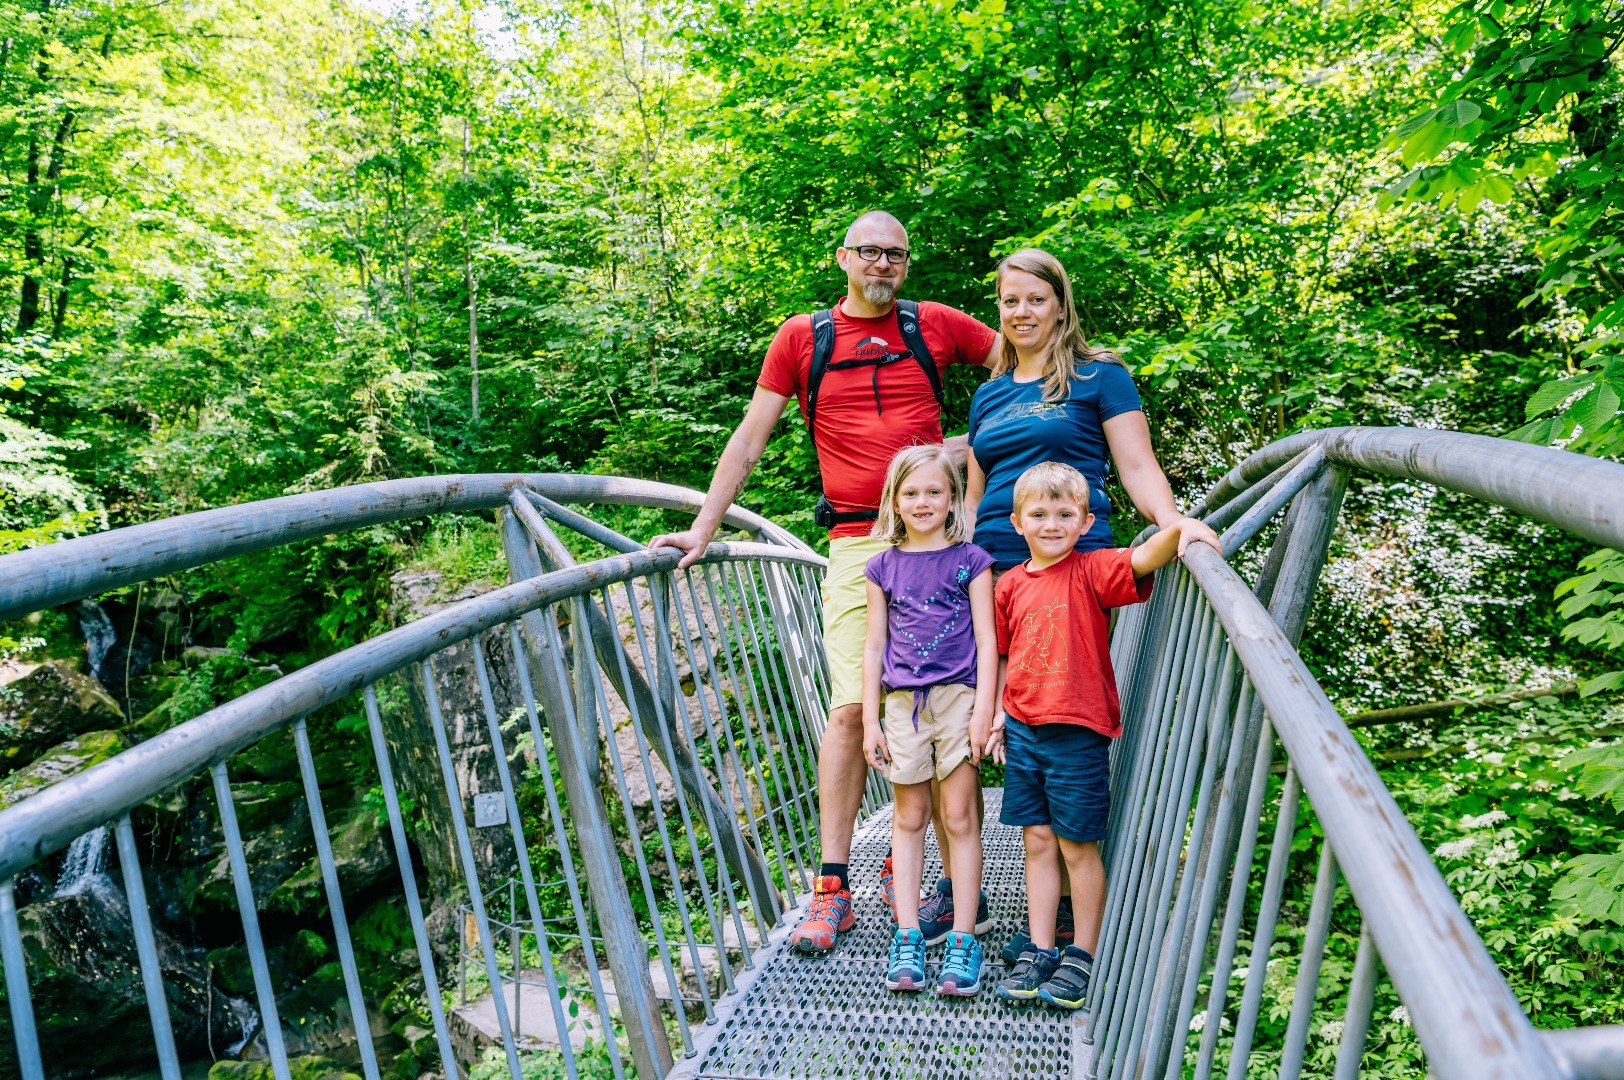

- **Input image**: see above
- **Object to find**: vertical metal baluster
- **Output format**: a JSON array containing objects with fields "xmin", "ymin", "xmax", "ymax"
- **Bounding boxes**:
[
  {"xmin": 669, "ymin": 569, "xmax": 781, "ymax": 936},
  {"xmin": 610, "ymin": 581, "xmax": 737, "ymax": 987},
  {"xmin": 113, "ymin": 815, "xmax": 182, "ymax": 1080},
  {"xmin": 419, "ymin": 660, "xmax": 523, "ymax": 1079},
  {"xmin": 1109, "ymin": 610, "xmax": 1224, "ymax": 1080},
  {"xmin": 646, "ymin": 578, "xmax": 760, "ymax": 961},
  {"xmin": 1163, "ymin": 678, "xmax": 1258, "ymax": 1080},
  {"xmin": 1, "ymin": 877, "xmax": 45, "ymax": 1080},
  {"xmin": 789, "ymin": 563, "xmax": 833, "ymax": 732},
  {"xmin": 1225, "ymin": 765, "xmax": 1305, "ymax": 1080},
  {"xmin": 470, "ymin": 635, "xmax": 581, "ymax": 1077},
  {"xmin": 1333, "ymin": 924, "xmax": 1379, "ymax": 1080},
  {"xmin": 701, "ymin": 563, "xmax": 809, "ymax": 895},
  {"xmin": 754, "ymin": 559, "xmax": 822, "ymax": 757},
  {"xmin": 1092, "ymin": 583, "xmax": 1208, "ymax": 1072},
  {"xmin": 584, "ymin": 615, "xmax": 720, "ymax": 1030},
  {"xmin": 1279, "ymin": 841, "xmax": 1340, "ymax": 1080},
  {"xmin": 290, "ymin": 718, "xmax": 380, "ymax": 1080},
  {"xmin": 1192, "ymin": 707, "xmax": 1274, "ymax": 1080},
  {"xmin": 569, "ymin": 601, "xmax": 705, "ymax": 1044},
  {"xmin": 506, "ymin": 625, "xmax": 627, "ymax": 1080},
  {"xmin": 759, "ymin": 562, "xmax": 835, "ymax": 842},
  {"xmin": 1139, "ymin": 645, "xmax": 1240, "ymax": 1079},
  {"xmin": 1093, "ymin": 573, "xmax": 1198, "ymax": 1071},
  {"xmin": 211, "ymin": 760, "xmax": 293, "ymax": 1080},
  {"xmin": 362, "ymin": 686, "xmax": 459, "ymax": 1079}
]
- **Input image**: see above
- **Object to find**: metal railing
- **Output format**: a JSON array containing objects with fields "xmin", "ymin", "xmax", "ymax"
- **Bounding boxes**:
[
  {"xmin": 1088, "ymin": 427, "xmax": 1624, "ymax": 1080},
  {"xmin": 0, "ymin": 428, "xmax": 1621, "ymax": 1079},
  {"xmin": 0, "ymin": 477, "xmax": 831, "ymax": 1080}
]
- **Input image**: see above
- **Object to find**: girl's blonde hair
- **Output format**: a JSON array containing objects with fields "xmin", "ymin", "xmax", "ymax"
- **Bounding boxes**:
[
  {"xmin": 871, "ymin": 444, "xmax": 969, "ymax": 545},
  {"xmin": 989, "ymin": 247, "xmax": 1121, "ymax": 403}
]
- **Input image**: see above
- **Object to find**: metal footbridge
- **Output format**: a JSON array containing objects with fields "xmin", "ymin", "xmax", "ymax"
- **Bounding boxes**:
[{"xmin": 2, "ymin": 427, "xmax": 1623, "ymax": 1079}]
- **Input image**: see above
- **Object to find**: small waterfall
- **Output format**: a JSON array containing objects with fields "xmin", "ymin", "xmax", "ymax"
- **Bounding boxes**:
[
  {"xmin": 76, "ymin": 600, "xmax": 117, "ymax": 686},
  {"xmin": 225, "ymin": 997, "xmax": 261, "ymax": 1057},
  {"xmin": 55, "ymin": 826, "xmax": 112, "ymax": 897}
]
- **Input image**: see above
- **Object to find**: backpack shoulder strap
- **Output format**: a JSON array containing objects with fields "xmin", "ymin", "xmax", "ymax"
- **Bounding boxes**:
[
  {"xmin": 895, "ymin": 299, "xmax": 944, "ymax": 411},
  {"xmin": 806, "ymin": 308, "xmax": 836, "ymax": 434}
]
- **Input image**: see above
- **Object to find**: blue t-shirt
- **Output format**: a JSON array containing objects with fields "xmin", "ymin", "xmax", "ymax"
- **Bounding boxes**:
[{"xmin": 968, "ymin": 361, "xmax": 1144, "ymax": 569}]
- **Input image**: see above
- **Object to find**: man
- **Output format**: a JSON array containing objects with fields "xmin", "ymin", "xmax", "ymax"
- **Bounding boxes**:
[{"xmin": 649, "ymin": 211, "xmax": 999, "ymax": 954}]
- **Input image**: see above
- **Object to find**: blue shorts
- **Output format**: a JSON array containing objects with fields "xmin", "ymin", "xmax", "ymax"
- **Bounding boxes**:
[{"xmin": 999, "ymin": 718, "xmax": 1112, "ymax": 843}]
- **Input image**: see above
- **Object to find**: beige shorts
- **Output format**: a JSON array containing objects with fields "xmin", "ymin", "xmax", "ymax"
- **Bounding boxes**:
[
  {"xmin": 883, "ymin": 683, "xmax": 976, "ymax": 785},
  {"xmin": 821, "ymin": 536, "xmax": 891, "ymax": 710}
]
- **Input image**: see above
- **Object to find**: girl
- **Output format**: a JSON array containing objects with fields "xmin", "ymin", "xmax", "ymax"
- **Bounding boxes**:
[{"xmin": 862, "ymin": 444, "xmax": 997, "ymax": 996}]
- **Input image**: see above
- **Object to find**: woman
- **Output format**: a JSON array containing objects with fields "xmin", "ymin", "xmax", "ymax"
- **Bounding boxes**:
[
  {"xmin": 966, "ymin": 248, "xmax": 1219, "ymax": 569},
  {"xmin": 966, "ymin": 247, "xmax": 1221, "ymax": 965}
]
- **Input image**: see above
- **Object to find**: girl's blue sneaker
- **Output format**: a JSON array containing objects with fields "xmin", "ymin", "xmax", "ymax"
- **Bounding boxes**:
[
  {"xmin": 886, "ymin": 926, "xmax": 927, "ymax": 992},
  {"xmin": 936, "ymin": 930, "xmax": 984, "ymax": 997}
]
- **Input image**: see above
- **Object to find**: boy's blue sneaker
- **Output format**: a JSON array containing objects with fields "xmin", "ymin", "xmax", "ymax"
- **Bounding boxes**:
[
  {"xmin": 918, "ymin": 877, "xmax": 993, "ymax": 945},
  {"xmin": 1037, "ymin": 944, "xmax": 1094, "ymax": 1010},
  {"xmin": 1000, "ymin": 896, "xmax": 1075, "ymax": 965},
  {"xmin": 996, "ymin": 945, "xmax": 1060, "ymax": 1003},
  {"xmin": 885, "ymin": 926, "xmax": 927, "ymax": 992},
  {"xmin": 936, "ymin": 930, "xmax": 984, "ymax": 997}
]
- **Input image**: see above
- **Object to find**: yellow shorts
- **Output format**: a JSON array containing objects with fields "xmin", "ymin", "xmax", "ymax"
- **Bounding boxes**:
[
  {"xmin": 821, "ymin": 536, "xmax": 891, "ymax": 710},
  {"xmin": 883, "ymin": 684, "xmax": 976, "ymax": 785}
]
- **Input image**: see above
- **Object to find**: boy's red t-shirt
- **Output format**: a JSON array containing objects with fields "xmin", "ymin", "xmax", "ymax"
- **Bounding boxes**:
[
  {"xmin": 994, "ymin": 547, "xmax": 1154, "ymax": 738},
  {"xmin": 756, "ymin": 298, "xmax": 996, "ymax": 538}
]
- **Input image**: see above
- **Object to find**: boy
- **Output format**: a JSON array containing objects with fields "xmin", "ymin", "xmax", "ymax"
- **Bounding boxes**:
[{"xmin": 990, "ymin": 461, "xmax": 1186, "ymax": 1010}]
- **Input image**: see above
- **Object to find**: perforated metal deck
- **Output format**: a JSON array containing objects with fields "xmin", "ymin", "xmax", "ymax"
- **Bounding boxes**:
[{"xmin": 669, "ymin": 788, "xmax": 1085, "ymax": 1079}]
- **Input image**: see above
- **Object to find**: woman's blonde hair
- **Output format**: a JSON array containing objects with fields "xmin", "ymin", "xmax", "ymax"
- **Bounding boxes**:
[
  {"xmin": 871, "ymin": 444, "xmax": 969, "ymax": 545},
  {"xmin": 990, "ymin": 248, "xmax": 1121, "ymax": 403}
]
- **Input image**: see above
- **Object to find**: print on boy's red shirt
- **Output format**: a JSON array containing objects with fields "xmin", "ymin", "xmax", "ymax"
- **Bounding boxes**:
[
  {"xmin": 756, "ymin": 299, "xmax": 996, "ymax": 538},
  {"xmin": 994, "ymin": 547, "xmax": 1154, "ymax": 738}
]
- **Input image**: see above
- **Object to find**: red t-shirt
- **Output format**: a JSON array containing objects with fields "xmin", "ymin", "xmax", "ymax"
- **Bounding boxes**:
[
  {"xmin": 994, "ymin": 548, "xmax": 1154, "ymax": 737},
  {"xmin": 757, "ymin": 299, "xmax": 997, "ymax": 538}
]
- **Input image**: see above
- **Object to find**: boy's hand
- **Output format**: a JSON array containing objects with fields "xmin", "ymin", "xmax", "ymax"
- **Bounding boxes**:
[
  {"xmin": 864, "ymin": 724, "xmax": 891, "ymax": 772},
  {"xmin": 986, "ymin": 728, "xmax": 1006, "ymax": 765},
  {"xmin": 1172, "ymin": 515, "xmax": 1223, "ymax": 557}
]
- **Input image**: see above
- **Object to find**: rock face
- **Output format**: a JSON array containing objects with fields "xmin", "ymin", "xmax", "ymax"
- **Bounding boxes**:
[
  {"xmin": 0, "ymin": 661, "xmax": 123, "ymax": 777},
  {"xmin": 385, "ymin": 570, "xmax": 524, "ymax": 929},
  {"xmin": 0, "ymin": 877, "xmax": 243, "ymax": 1077},
  {"xmin": 0, "ymin": 729, "xmax": 128, "ymax": 811}
]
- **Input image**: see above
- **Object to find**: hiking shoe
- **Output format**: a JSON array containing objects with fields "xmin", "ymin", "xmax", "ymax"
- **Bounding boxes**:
[
  {"xmin": 790, "ymin": 875, "xmax": 855, "ymax": 956},
  {"xmin": 1037, "ymin": 945, "xmax": 1094, "ymax": 1010},
  {"xmin": 881, "ymin": 856, "xmax": 897, "ymax": 922},
  {"xmin": 885, "ymin": 926, "xmax": 927, "ymax": 991},
  {"xmin": 995, "ymin": 945, "xmax": 1060, "ymax": 1003},
  {"xmin": 918, "ymin": 878, "xmax": 993, "ymax": 945},
  {"xmin": 936, "ymin": 931, "xmax": 984, "ymax": 997},
  {"xmin": 1000, "ymin": 896, "xmax": 1075, "ymax": 965}
]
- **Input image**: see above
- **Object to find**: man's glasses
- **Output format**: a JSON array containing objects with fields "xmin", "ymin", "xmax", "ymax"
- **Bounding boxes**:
[{"xmin": 850, "ymin": 245, "xmax": 911, "ymax": 264}]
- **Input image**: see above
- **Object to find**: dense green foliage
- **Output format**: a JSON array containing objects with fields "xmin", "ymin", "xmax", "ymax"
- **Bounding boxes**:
[{"xmin": 4, "ymin": 0, "xmax": 1624, "ymax": 1071}]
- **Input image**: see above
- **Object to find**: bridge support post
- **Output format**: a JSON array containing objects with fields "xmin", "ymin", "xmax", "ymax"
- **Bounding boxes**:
[
  {"xmin": 1135, "ymin": 466, "xmax": 1347, "ymax": 1080},
  {"xmin": 501, "ymin": 512, "xmax": 675, "ymax": 1079}
]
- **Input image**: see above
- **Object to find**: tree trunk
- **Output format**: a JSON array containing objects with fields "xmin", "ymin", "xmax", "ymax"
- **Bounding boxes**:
[
  {"xmin": 17, "ymin": 108, "xmax": 74, "ymax": 335},
  {"xmin": 462, "ymin": 114, "xmax": 478, "ymax": 422}
]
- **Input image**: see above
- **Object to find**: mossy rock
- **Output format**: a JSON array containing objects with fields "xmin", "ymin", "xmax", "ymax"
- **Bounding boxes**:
[
  {"xmin": 0, "ymin": 730, "xmax": 128, "ymax": 811},
  {"xmin": 207, "ymin": 944, "xmax": 255, "ymax": 996},
  {"xmin": 0, "ymin": 662, "xmax": 123, "ymax": 778},
  {"xmin": 208, "ymin": 1055, "xmax": 360, "ymax": 1080},
  {"xmin": 286, "ymin": 928, "xmax": 331, "ymax": 976}
]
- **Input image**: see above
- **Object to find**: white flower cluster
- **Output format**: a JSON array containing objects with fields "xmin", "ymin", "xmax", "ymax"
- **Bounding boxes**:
[
  {"xmin": 1390, "ymin": 1005, "xmax": 1411, "ymax": 1027},
  {"xmin": 1433, "ymin": 837, "xmax": 1477, "ymax": 860},
  {"xmin": 1461, "ymin": 809, "xmax": 1508, "ymax": 829},
  {"xmin": 1319, "ymin": 1019, "xmax": 1346, "ymax": 1044},
  {"xmin": 1482, "ymin": 840, "xmax": 1520, "ymax": 867}
]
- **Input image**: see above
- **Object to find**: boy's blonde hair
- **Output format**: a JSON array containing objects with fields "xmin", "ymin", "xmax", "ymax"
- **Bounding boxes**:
[
  {"xmin": 1011, "ymin": 461, "xmax": 1092, "ymax": 517},
  {"xmin": 871, "ymin": 444, "xmax": 969, "ymax": 545}
]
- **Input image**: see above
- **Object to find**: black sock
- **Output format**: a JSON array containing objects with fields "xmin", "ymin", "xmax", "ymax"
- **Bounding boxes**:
[{"xmin": 820, "ymin": 863, "xmax": 848, "ymax": 890}]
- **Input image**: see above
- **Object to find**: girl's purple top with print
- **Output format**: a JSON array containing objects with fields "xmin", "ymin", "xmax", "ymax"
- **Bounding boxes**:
[{"xmin": 864, "ymin": 542, "xmax": 996, "ymax": 690}]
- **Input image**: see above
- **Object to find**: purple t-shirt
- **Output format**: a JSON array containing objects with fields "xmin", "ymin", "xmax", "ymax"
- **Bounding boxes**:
[{"xmin": 864, "ymin": 542, "xmax": 996, "ymax": 691}]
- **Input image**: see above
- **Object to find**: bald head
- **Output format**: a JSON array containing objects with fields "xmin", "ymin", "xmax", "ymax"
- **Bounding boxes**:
[{"xmin": 844, "ymin": 211, "xmax": 908, "ymax": 247}]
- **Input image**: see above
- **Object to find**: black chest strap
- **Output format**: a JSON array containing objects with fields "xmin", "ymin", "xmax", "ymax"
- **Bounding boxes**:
[{"xmin": 805, "ymin": 298, "xmax": 943, "ymax": 435}]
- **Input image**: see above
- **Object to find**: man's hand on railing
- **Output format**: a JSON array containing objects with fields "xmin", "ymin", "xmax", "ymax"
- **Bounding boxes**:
[{"xmin": 647, "ymin": 525, "xmax": 715, "ymax": 570}]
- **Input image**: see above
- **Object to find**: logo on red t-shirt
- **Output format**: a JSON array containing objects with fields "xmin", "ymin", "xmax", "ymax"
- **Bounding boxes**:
[
  {"xmin": 852, "ymin": 336, "xmax": 893, "ymax": 362},
  {"xmin": 1015, "ymin": 600, "xmax": 1070, "ymax": 675}
]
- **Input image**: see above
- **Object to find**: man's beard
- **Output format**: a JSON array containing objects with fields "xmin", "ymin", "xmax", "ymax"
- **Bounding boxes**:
[{"xmin": 861, "ymin": 279, "xmax": 897, "ymax": 305}]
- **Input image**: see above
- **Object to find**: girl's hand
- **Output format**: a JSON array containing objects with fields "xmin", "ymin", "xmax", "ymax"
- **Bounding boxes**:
[
  {"xmin": 864, "ymin": 725, "xmax": 891, "ymax": 772},
  {"xmin": 969, "ymin": 713, "xmax": 992, "ymax": 765}
]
